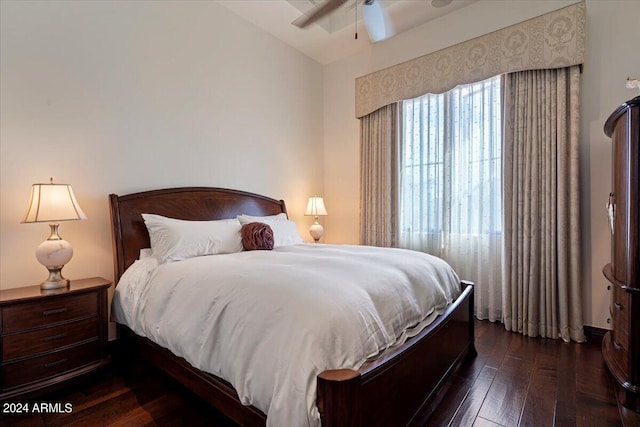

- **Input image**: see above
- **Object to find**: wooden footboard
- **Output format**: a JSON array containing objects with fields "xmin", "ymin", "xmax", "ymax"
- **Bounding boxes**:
[{"xmin": 317, "ymin": 281, "xmax": 476, "ymax": 426}]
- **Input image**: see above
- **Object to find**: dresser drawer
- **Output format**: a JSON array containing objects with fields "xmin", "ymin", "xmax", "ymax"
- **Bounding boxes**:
[
  {"xmin": 1, "ymin": 340, "xmax": 99, "ymax": 391},
  {"xmin": 2, "ymin": 317, "xmax": 98, "ymax": 361},
  {"xmin": 2, "ymin": 293, "xmax": 97, "ymax": 334},
  {"xmin": 611, "ymin": 329, "xmax": 630, "ymax": 376},
  {"xmin": 612, "ymin": 285, "xmax": 631, "ymax": 332}
]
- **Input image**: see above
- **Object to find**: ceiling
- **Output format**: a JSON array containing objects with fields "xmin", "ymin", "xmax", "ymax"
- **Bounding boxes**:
[{"xmin": 217, "ymin": 0, "xmax": 477, "ymax": 65}]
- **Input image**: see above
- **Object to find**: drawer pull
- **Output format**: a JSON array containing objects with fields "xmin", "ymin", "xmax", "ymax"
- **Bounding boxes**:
[
  {"xmin": 42, "ymin": 332, "xmax": 67, "ymax": 342},
  {"xmin": 44, "ymin": 358, "xmax": 68, "ymax": 369},
  {"xmin": 614, "ymin": 302, "xmax": 624, "ymax": 311},
  {"xmin": 43, "ymin": 307, "xmax": 68, "ymax": 316},
  {"xmin": 614, "ymin": 341, "xmax": 624, "ymax": 352}
]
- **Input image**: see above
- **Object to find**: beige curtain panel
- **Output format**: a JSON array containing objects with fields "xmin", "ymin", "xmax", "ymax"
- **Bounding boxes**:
[
  {"xmin": 355, "ymin": 1, "xmax": 585, "ymax": 118},
  {"xmin": 360, "ymin": 103, "xmax": 400, "ymax": 247},
  {"xmin": 502, "ymin": 66, "xmax": 585, "ymax": 342}
]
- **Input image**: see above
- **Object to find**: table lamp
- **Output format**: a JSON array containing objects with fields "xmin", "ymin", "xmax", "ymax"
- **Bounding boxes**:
[
  {"xmin": 304, "ymin": 196, "xmax": 328, "ymax": 243},
  {"xmin": 21, "ymin": 178, "xmax": 87, "ymax": 289}
]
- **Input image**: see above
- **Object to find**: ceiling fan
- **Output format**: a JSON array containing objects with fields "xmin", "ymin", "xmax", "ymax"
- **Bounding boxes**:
[{"xmin": 293, "ymin": 0, "xmax": 395, "ymax": 43}]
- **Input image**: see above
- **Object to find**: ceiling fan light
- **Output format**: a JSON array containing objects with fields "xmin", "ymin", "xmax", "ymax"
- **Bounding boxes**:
[{"xmin": 363, "ymin": 0, "xmax": 395, "ymax": 42}]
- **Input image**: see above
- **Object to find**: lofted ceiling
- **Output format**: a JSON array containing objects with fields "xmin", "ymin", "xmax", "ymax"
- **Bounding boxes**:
[{"xmin": 217, "ymin": 0, "xmax": 477, "ymax": 65}]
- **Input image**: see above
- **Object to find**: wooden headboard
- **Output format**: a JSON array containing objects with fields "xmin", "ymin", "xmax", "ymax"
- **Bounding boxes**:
[{"xmin": 109, "ymin": 187, "xmax": 287, "ymax": 284}]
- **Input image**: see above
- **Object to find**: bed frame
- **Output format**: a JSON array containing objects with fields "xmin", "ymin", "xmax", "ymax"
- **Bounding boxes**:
[{"xmin": 109, "ymin": 187, "xmax": 476, "ymax": 426}]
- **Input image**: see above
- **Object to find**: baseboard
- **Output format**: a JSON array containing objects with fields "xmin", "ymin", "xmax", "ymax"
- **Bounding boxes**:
[{"xmin": 584, "ymin": 325, "xmax": 609, "ymax": 345}]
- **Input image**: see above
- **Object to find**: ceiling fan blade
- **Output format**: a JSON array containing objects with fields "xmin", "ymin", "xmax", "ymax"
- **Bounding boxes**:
[
  {"xmin": 293, "ymin": 0, "xmax": 346, "ymax": 29},
  {"xmin": 362, "ymin": 0, "xmax": 395, "ymax": 42}
]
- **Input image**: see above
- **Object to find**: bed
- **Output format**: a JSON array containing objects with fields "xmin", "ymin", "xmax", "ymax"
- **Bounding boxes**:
[{"xmin": 109, "ymin": 187, "xmax": 476, "ymax": 427}]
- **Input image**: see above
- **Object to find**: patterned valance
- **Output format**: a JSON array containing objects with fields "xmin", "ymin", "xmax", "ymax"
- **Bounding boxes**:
[{"xmin": 355, "ymin": 1, "xmax": 585, "ymax": 118}]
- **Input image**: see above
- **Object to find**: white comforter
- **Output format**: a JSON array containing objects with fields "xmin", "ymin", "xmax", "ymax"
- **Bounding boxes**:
[{"xmin": 112, "ymin": 244, "xmax": 460, "ymax": 427}]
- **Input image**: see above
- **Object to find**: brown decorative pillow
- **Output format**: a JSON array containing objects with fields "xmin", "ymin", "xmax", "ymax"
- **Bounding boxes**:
[{"xmin": 241, "ymin": 222, "xmax": 274, "ymax": 251}]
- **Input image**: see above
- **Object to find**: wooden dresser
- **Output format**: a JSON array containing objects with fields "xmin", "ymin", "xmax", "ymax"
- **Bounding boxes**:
[
  {"xmin": 0, "ymin": 277, "xmax": 111, "ymax": 400},
  {"xmin": 602, "ymin": 95, "xmax": 640, "ymax": 412}
]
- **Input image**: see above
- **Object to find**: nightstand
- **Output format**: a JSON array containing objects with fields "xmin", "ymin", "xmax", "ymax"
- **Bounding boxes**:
[{"xmin": 0, "ymin": 277, "xmax": 111, "ymax": 400}]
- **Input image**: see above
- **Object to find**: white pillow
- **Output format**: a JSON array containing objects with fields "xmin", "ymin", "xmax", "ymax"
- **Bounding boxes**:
[
  {"xmin": 139, "ymin": 248, "xmax": 153, "ymax": 260},
  {"xmin": 238, "ymin": 215, "xmax": 303, "ymax": 247},
  {"xmin": 142, "ymin": 214, "xmax": 242, "ymax": 263},
  {"xmin": 237, "ymin": 213, "xmax": 287, "ymax": 223}
]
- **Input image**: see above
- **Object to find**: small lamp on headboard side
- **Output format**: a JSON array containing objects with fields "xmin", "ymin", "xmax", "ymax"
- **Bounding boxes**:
[
  {"xmin": 304, "ymin": 196, "xmax": 328, "ymax": 243},
  {"xmin": 21, "ymin": 178, "xmax": 87, "ymax": 290}
]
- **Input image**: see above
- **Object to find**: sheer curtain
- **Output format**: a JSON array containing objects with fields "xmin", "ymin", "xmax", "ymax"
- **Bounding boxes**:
[{"xmin": 400, "ymin": 76, "xmax": 503, "ymax": 321}]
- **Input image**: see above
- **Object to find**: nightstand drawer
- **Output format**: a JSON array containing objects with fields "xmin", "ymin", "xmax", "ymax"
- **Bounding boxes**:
[
  {"xmin": 2, "ymin": 292, "xmax": 96, "ymax": 333},
  {"xmin": 2, "ymin": 317, "xmax": 98, "ymax": 361},
  {"xmin": 1, "ymin": 340, "xmax": 99, "ymax": 391}
]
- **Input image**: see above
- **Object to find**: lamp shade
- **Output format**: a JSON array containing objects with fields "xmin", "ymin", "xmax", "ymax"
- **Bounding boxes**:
[
  {"xmin": 21, "ymin": 181, "xmax": 88, "ymax": 223},
  {"xmin": 304, "ymin": 197, "xmax": 328, "ymax": 217}
]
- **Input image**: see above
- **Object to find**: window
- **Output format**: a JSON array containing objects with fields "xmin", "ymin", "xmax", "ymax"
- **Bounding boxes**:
[
  {"xmin": 400, "ymin": 75, "xmax": 502, "ymax": 320},
  {"xmin": 400, "ymin": 75, "xmax": 502, "ymax": 249}
]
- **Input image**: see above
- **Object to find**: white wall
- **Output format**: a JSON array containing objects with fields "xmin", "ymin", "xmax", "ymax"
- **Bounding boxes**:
[
  {"xmin": 0, "ymin": 1, "xmax": 324, "ymax": 294},
  {"xmin": 322, "ymin": 0, "xmax": 640, "ymax": 329}
]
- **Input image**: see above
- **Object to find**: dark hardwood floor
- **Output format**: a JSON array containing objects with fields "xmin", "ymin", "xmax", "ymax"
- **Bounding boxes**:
[{"xmin": 1, "ymin": 320, "xmax": 638, "ymax": 427}]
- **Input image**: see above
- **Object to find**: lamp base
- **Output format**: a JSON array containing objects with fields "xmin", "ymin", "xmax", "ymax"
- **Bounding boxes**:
[
  {"xmin": 309, "ymin": 221, "xmax": 324, "ymax": 243},
  {"xmin": 41, "ymin": 267, "xmax": 70, "ymax": 290},
  {"xmin": 36, "ymin": 224, "xmax": 73, "ymax": 290}
]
